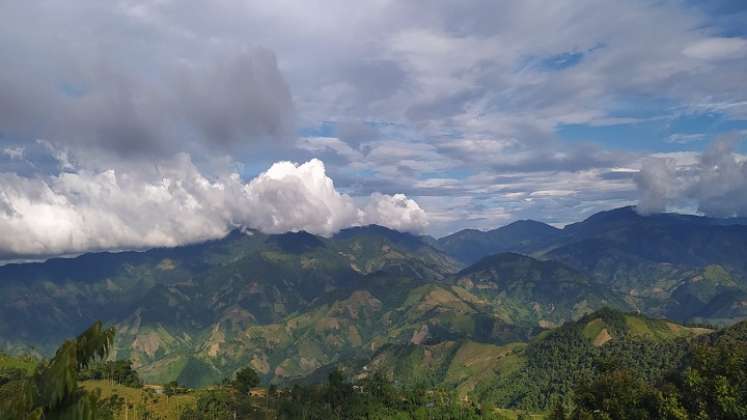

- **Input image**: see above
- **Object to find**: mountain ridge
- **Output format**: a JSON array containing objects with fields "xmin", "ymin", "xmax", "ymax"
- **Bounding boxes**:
[{"xmin": 2, "ymin": 206, "xmax": 747, "ymax": 388}]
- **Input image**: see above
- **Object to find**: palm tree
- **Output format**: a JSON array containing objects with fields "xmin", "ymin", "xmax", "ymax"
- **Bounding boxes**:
[{"xmin": 0, "ymin": 321, "xmax": 115, "ymax": 420}]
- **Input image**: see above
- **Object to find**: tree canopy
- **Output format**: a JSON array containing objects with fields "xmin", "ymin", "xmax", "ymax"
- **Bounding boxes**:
[{"xmin": 0, "ymin": 321, "xmax": 115, "ymax": 420}]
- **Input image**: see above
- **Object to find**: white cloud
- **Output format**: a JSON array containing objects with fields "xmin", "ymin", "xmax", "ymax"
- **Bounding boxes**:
[
  {"xmin": 242, "ymin": 159, "xmax": 360, "ymax": 236},
  {"xmin": 634, "ymin": 157, "xmax": 683, "ymax": 214},
  {"xmin": 1, "ymin": 0, "xmax": 746, "ymax": 238},
  {"xmin": 636, "ymin": 136, "xmax": 747, "ymax": 217},
  {"xmin": 683, "ymin": 37, "xmax": 747, "ymax": 61},
  {"xmin": 0, "ymin": 155, "xmax": 427, "ymax": 258},
  {"xmin": 667, "ymin": 133, "xmax": 707, "ymax": 144},
  {"xmin": 361, "ymin": 193, "xmax": 428, "ymax": 233},
  {"xmin": 1, "ymin": 147, "xmax": 24, "ymax": 160},
  {"xmin": 296, "ymin": 137, "xmax": 364, "ymax": 163}
]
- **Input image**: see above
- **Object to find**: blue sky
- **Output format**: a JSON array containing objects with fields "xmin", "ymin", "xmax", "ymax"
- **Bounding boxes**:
[{"xmin": 0, "ymin": 0, "xmax": 745, "ymax": 257}]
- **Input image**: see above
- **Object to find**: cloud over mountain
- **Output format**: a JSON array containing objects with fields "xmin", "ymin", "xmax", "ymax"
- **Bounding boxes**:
[
  {"xmin": 0, "ymin": 155, "xmax": 427, "ymax": 259},
  {"xmin": 0, "ymin": 0, "xmax": 745, "ymax": 237},
  {"xmin": 636, "ymin": 136, "xmax": 747, "ymax": 217}
]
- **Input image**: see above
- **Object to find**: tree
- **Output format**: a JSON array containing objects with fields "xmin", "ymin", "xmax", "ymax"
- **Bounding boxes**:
[
  {"xmin": 180, "ymin": 389, "xmax": 253, "ymax": 420},
  {"xmin": 571, "ymin": 369, "xmax": 662, "ymax": 419},
  {"xmin": 164, "ymin": 381, "xmax": 178, "ymax": 398},
  {"xmin": 674, "ymin": 341, "xmax": 747, "ymax": 419},
  {"xmin": 548, "ymin": 400, "xmax": 567, "ymax": 420},
  {"xmin": 325, "ymin": 368, "xmax": 353, "ymax": 418},
  {"xmin": 0, "ymin": 320, "xmax": 115, "ymax": 420},
  {"xmin": 79, "ymin": 360, "xmax": 142, "ymax": 388},
  {"xmin": 233, "ymin": 366, "xmax": 260, "ymax": 394}
]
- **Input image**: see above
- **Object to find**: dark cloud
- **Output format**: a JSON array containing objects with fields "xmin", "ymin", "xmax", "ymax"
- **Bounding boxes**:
[
  {"xmin": 343, "ymin": 59, "xmax": 409, "ymax": 108},
  {"xmin": 0, "ymin": 3, "xmax": 295, "ymax": 161},
  {"xmin": 176, "ymin": 48, "xmax": 294, "ymax": 148},
  {"xmin": 336, "ymin": 121, "xmax": 381, "ymax": 147}
]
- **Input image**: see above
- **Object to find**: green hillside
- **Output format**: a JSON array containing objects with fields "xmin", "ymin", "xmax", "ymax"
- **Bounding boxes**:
[
  {"xmin": 436, "ymin": 207, "xmax": 747, "ymax": 329},
  {"xmin": 2, "ymin": 309, "xmax": 743, "ymax": 419},
  {"xmin": 0, "ymin": 226, "xmax": 465, "ymax": 387},
  {"xmin": 2, "ymin": 208, "xmax": 747, "ymax": 391},
  {"xmin": 476, "ymin": 308, "xmax": 713, "ymax": 410},
  {"xmin": 452, "ymin": 253, "xmax": 628, "ymax": 328}
]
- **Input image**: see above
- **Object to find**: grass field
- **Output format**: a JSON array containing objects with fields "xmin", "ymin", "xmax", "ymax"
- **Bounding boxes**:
[
  {"xmin": 0, "ymin": 353, "xmax": 38, "ymax": 374},
  {"xmin": 81, "ymin": 379, "xmax": 547, "ymax": 420},
  {"xmin": 82, "ymin": 380, "xmax": 198, "ymax": 420},
  {"xmin": 494, "ymin": 408, "xmax": 546, "ymax": 419}
]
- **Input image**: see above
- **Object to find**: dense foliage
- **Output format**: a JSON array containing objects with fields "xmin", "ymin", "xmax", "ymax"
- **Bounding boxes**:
[
  {"xmin": 180, "ymin": 388, "xmax": 256, "ymax": 420},
  {"xmin": 0, "ymin": 321, "xmax": 116, "ymax": 420},
  {"xmin": 547, "ymin": 322, "xmax": 747, "ymax": 419},
  {"xmin": 2, "ymin": 316, "xmax": 746, "ymax": 419},
  {"xmin": 272, "ymin": 370, "xmax": 511, "ymax": 420},
  {"xmin": 79, "ymin": 359, "xmax": 143, "ymax": 388},
  {"xmin": 233, "ymin": 366, "xmax": 261, "ymax": 393},
  {"xmin": 480, "ymin": 310, "xmax": 695, "ymax": 410}
]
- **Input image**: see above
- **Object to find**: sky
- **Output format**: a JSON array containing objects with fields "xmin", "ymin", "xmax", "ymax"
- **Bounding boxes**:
[{"xmin": 0, "ymin": 0, "xmax": 746, "ymax": 259}]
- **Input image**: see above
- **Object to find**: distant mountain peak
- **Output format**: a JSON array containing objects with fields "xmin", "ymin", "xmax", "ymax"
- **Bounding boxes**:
[
  {"xmin": 338, "ymin": 224, "xmax": 398, "ymax": 234},
  {"xmin": 458, "ymin": 251, "xmax": 566, "ymax": 276},
  {"xmin": 573, "ymin": 205, "xmax": 639, "ymax": 224},
  {"xmin": 503, "ymin": 219, "xmax": 558, "ymax": 227},
  {"xmin": 266, "ymin": 230, "xmax": 326, "ymax": 254},
  {"xmin": 333, "ymin": 224, "xmax": 423, "ymax": 245},
  {"xmin": 497, "ymin": 219, "xmax": 561, "ymax": 234},
  {"xmin": 437, "ymin": 219, "xmax": 562, "ymax": 264}
]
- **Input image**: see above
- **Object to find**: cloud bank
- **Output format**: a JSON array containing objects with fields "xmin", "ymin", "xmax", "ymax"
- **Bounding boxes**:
[
  {"xmin": 65, "ymin": 47, "xmax": 290, "ymax": 157},
  {"xmin": 1, "ymin": 1, "xmax": 746, "ymax": 237},
  {"xmin": 0, "ymin": 156, "xmax": 427, "ymax": 259},
  {"xmin": 635, "ymin": 136, "xmax": 747, "ymax": 217}
]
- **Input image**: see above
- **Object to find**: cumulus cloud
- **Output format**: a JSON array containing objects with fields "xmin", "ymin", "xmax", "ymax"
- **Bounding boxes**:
[
  {"xmin": 689, "ymin": 137, "xmax": 747, "ymax": 217},
  {"xmin": 2, "ymin": 0, "xmax": 746, "ymax": 238},
  {"xmin": 361, "ymin": 193, "xmax": 428, "ymax": 233},
  {"xmin": 635, "ymin": 136, "xmax": 747, "ymax": 217},
  {"xmin": 242, "ymin": 159, "xmax": 360, "ymax": 235},
  {"xmin": 0, "ymin": 156, "xmax": 427, "ymax": 259},
  {"xmin": 634, "ymin": 157, "xmax": 682, "ymax": 214}
]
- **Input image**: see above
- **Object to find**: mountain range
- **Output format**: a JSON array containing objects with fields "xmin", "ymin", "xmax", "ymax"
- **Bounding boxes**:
[{"xmin": 1, "ymin": 206, "xmax": 746, "ymax": 391}]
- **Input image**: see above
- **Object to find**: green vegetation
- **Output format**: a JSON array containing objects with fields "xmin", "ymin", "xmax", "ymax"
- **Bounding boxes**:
[
  {"xmin": 552, "ymin": 321, "xmax": 747, "ymax": 419},
  {"xmin": 0, "ymin": 321, "xmax": 116, "ymax": 420},
  {"xmin": 82, "ymin": 379, "xmax": 195, "ymax": 420},
  {"xmin": 233, "ymin": 366, "xmax": 260, "ymax": 393},
  {"xmin": 2, "ymin": 313, "xmax": 747, "ymax": 419},
  {"xmin": 0, "ymin": 352, "xmax": 39, "ymax": 387},
  {"xmin": 0, "ymin": 207, "xmax": 746, "ymax": 417},
  {"xmin": 0, "ymin": 225, "xmax": 466, "ymax": 386},
  {"xmin": 477, "ymin": 309, "xmax": 711, "ymax": 411},
  {"xmin": 271, "ymin": 369, "xmax": 516, "ymax": 419},
  {"xmin": 80, "ymin": 360, "xmax": 143, "ymax": 388},
  {"xmin": 2, "ymin": 211, "xmax": 746, "ymax": 388},
  {"xmin": 179, "ymin": 388, "xmax": 258, "ymax": 420}
]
